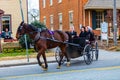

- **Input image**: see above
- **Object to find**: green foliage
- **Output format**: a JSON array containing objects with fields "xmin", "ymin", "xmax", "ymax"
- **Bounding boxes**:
[
  {"xmin": 19, "ymin": 34, "xmax": 32, "ymax": 49},
  {"xmin": 116, "ymin": 48, "xmax": 120, "ymax": 51},
  {"xmin": 31, "ymin": 20, "xmax": 47, "ymax": 29},
  {"xmin": 0, "ymin": 49, "xmax": 35, "ymax": 58}
]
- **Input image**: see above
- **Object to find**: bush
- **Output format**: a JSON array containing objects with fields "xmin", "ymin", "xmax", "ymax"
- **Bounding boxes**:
[
  {"xmin": 19, "ymin": 34, "xmax": 32, "ymax": 49},
  {"xmin": 19, "ymin": 20, "xmax": 47, "ymax": 49}
]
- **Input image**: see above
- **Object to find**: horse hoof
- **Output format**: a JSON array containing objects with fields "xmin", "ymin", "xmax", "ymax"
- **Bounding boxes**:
[
  {"xmin": 41, "ymin": 64, "xmax": 45, "ymax": 68},
  {"xmin": 67, "ymin": 62, "xmax": 70, "ymax": 67},
  {"xmin": 56, "ymin": 66, "xmax": 61, "ymax": 69},
  {"xmin": 42, "ymin": 68, "xmax": 48, "ymax": 71}
]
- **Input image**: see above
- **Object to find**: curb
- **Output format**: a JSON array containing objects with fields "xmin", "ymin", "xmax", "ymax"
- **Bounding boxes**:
[
  {"xmin": 0, "ymin": 60, "xmax": 56, "ymax": 67},
  {"xmin": 0, "ymin": 62, "xmax": 37, "ymax": 67}
]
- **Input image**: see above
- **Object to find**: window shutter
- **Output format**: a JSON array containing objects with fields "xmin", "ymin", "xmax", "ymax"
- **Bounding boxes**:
[{"xmin": 92, "ymin": 11, "xmax": 96, "ymax": 30}]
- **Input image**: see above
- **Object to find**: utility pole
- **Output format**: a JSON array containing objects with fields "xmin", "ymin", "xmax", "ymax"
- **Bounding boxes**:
[
  {"xmin": 19, "ymin": 0, "xmax": 29, "ymax": 62},
  {"xmin": 113, "ymin": 0, "xmax": 117, "ymax": 46}
]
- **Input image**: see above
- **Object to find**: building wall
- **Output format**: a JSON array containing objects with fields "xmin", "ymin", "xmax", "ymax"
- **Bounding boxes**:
[
  {"xmin": 40, "ymin": 0, "xmax": 120, "ymax": 37},
  {"xmin": 79, "ymin": 0, "xmax": 88, "ymax": 26},
  {"xmin": 0, "ymin": 0, "xmax": 28, "ymax": 38},
  {"xmin": 40, "ymin": 0, "xmax": 88, "ymax": 34}
]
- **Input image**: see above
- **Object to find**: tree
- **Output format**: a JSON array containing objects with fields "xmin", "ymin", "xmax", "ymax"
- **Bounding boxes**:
[
  {"xmin": 28, "ymin": 9, "xmax": 39, "ymax": 23},
  {"xmin": 31, "ymin": 20, "xmax": 47, "ymax": 29}
]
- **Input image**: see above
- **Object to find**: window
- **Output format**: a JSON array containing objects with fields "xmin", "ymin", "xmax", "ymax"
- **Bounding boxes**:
[
  {"xmin": 43, "ymin": 0, "xmax": 46, "ymax": 8},
  {"xmin": 50, "ymin": 0, "xmax": 53, "ymax": 6},
  {"xmin": 50, "ymin": 15, "xmax": 54, "ymax": 30},
  {"xmin": 58, "ymin": 13, "xmax": 62, "ymax": 30},
  {"xmin": 69, "ymin": 11, "xmax": 73, "ymax": 28},
  {"xmin": 92, "ymin": 11, "xmax": 104, "ymax": 29},
  {"xmin": 58, "ymin": 0, "xmax": 62, "ymax": 3},
  {"xmin": 2, "ymin": 15, "xmax": 11, "ymax": 32},
  {"xmin": 43, "ymin": 16, "xmax": 46, "ymax": 25},
  {"xmin": 96, "ymin": 11, "xmax": 103, "ymax": 28}
]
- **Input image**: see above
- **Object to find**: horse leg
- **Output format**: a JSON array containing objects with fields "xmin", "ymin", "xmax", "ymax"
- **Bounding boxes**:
[
  {"xmin": 41, "ymin": 52, "xmax": 48, "ymax": 71},
  {"xmin": 63, "ymin": 51, "xmax": 70, "ymax": 67},
  {"xmin": 37, "ymin": 48, "xmax": 46, "ymax": 69},
  {"xmin": 57, "ymin": 46, "xmax": 70, "ymax": 69},
  {"xmin": 56, "ymin": 53, "xmax": 64, "ymax": 69},
  {"xmin": 37, "ymin": 52, "xmax": 42, "ymax": 66},
  {"xmin": 61, "ymin": 45, "xmax": 70, "ymax": 67}
]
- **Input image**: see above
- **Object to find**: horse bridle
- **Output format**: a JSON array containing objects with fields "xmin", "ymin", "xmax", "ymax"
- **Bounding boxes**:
[{"xmin": 17, "ymin": 22, "xmax": 26, "ymax": 37}]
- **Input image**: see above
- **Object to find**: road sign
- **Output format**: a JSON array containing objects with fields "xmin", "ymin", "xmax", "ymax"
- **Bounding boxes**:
[
  {"xmin": 101, "ymin": 22, "xmax": 108, "ymax": 40},
  {"xmin": 101, "ymin": 22, "xmax": 108, "ymax": 46},
  {"xmin": 101, "ymin": 22, "xmax": 108, "ymax": 33}
]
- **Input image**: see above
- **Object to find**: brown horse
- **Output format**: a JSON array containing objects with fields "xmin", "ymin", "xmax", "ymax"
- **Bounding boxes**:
[{"xmin": 16, "ymin": 21, "xmax": 70, "ymax": 70}]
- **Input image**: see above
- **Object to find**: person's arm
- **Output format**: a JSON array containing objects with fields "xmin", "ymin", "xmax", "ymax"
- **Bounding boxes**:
[
  {"xmin": 79, "ymin": 32, "xmax": 82, "ymax": 37},
  {"xmin": 8, "ymin": 31, "xmax": 12, "ymax": 37}
]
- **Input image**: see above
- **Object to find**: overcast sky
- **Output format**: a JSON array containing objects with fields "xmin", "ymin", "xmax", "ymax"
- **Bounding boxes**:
[{"xmin": 28, "ymin": 0, "xmax": 39, "ymax": 10}]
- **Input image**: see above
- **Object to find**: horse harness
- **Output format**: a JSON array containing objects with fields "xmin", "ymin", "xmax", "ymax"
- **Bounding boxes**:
[{"xmin": 33, "ymin": 30, "xmax": 55, "ymax": 43}]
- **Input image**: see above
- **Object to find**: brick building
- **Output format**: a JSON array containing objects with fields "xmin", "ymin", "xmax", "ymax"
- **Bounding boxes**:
[
  {"xmin": 40, "ymin": 0, "xmax": 87, "ymax": 34},
  {"xmin": 85, "ymin": 0, "xmax": 120, "ymax": 37},
  {"xmin": 40, "ymin": 0, "xmax": 120, "ymax": 37}
]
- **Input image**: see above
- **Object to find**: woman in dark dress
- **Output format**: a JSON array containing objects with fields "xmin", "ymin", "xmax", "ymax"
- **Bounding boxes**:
[
  {"xmin": 79, "ymin": 26, "xmax": 86, "ymax": 47},
  {"xmin": 79, "ymin": 26, "xmax": 86, "ymax": 37},
  {"xmin": 85, "ymin": 26, "xmax": 95, "ymax": 41}
]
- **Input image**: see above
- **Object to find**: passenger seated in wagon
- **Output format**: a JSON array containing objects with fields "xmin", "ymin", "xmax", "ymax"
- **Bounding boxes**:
[
  {"xmin": 78, "ymin": 26, "xmax": 95, "ymax": 46},
  {"xmin": 78, "ymin": 26, "xmax": 87, "ymax": 47},
  {"xmin": 69, "ymin": 26, "xmax": 77, "ymax": 38},
  {"xmin": 79, "ymin": 26, "xmax": 86, "ymax": 37},
  {"xmin": 67, "ymin": 26, "xmax": 78, "ymax": 43},
  {"xmin": 85, "ymin": 26, "xmax": 95, "ymax": 44},
  {"xmin": 85, "ymin": 26, "xmax": 95, "ymax": 41}
]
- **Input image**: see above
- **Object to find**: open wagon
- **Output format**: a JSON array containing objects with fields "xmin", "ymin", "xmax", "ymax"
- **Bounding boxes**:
[{"xmin": 55, "ymin": 36, "xmax": 99, "ymax": 65}]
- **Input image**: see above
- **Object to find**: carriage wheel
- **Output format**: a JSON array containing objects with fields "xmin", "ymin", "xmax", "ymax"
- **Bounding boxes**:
[
  {"xmin": 55, "ymin": 47, "xmax": 66, "ymax": 64},
  {"xmin": 95, "ymin": 41, "xmax": 99, "ymax": 60},
  {"xmin": 83, "ymin": 44, "xmax": 93, "ymax": 65}
]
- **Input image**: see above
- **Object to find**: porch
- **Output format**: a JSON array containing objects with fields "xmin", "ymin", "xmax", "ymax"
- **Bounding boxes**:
[{"xmin": 84, "ymin": 0, "xmax": 120, "ymax": 39}]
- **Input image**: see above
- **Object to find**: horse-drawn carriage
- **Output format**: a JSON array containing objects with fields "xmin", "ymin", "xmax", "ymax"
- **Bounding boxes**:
[
  {"xmin": 16, "ymin": 21, "xmax": 99, "ymax": 70},
  {"xmin": 55, "ymin": 33, "xmax": 99, "ymax": 65}
]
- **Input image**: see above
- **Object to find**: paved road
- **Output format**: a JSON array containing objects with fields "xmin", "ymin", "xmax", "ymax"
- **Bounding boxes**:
[{"xmin": 0, "ymin": 50, "xmax": 120, "ymax": 80}]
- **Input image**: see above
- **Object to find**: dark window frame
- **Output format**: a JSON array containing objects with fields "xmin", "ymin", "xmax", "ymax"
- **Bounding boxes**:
[
  {"xmin": 92, "ymin": 10, "xmax": 105, "ymax": 30},
  {"xmin": 1, "ymin": 14, "xmax": 12, "ymax": 32}
]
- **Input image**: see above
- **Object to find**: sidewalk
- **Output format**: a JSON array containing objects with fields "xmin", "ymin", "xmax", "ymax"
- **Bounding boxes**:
[
  {"xmin": 0, "ymin": 56, "xmax": 56, "ymax": 67},
  {"xmin": 0, "ymin": 49, "xmax": 119, "ymax": 67}
]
